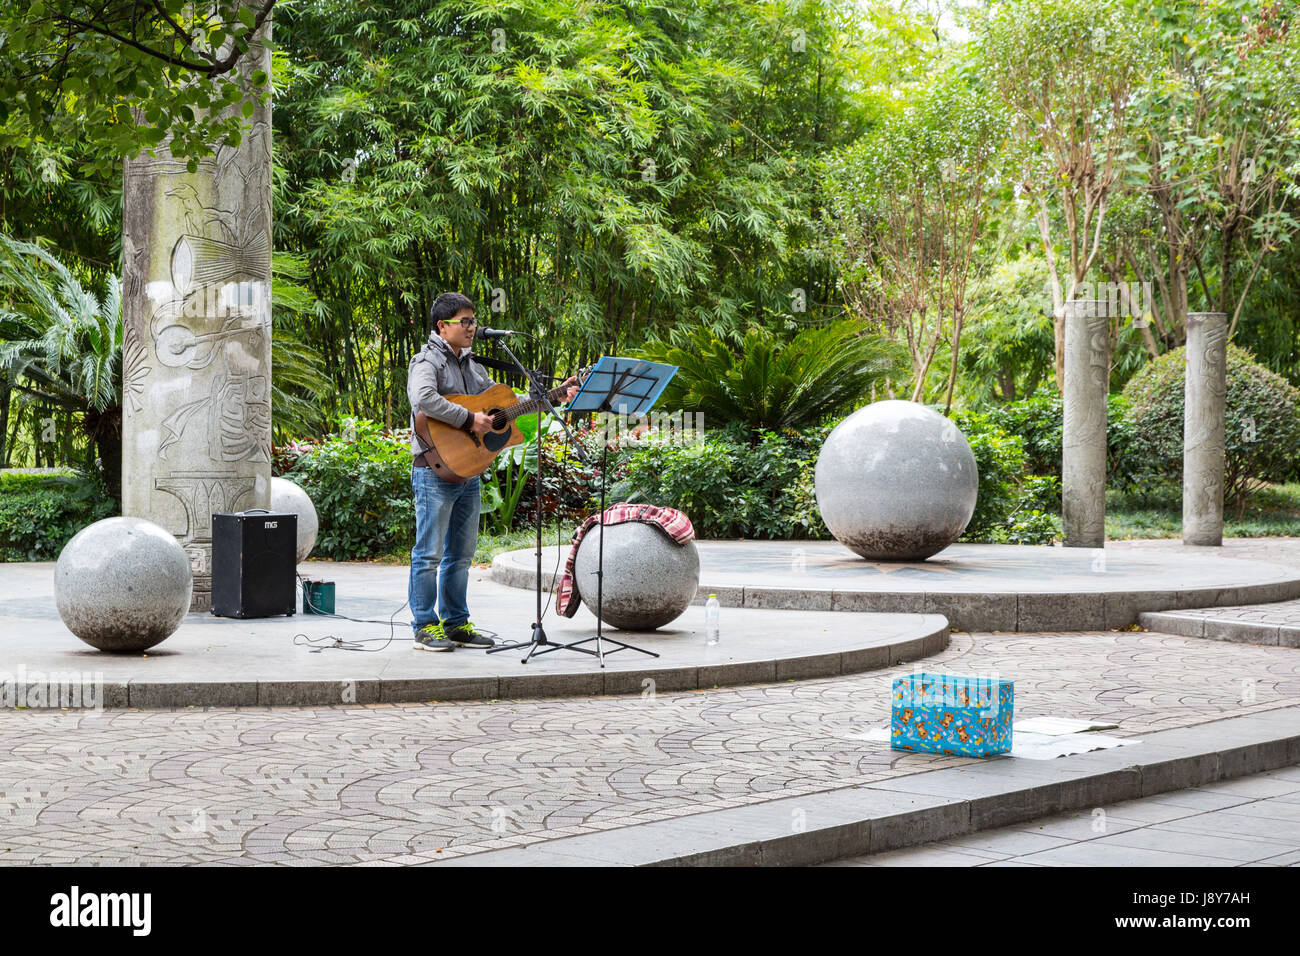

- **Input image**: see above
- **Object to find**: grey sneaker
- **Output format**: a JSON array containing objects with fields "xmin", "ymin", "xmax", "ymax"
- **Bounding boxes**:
[
  {"xmin": 443, "ymin": 620, "xmax": 494, "ymax": 648},
  {"xmin": 413, "ymin": 623, "xmax": 454, "ymax": 652}
]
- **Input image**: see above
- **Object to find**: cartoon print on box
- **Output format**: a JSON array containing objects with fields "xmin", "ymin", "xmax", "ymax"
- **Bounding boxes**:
[{"xmin": 890, "ymin": 673, "xmax": 1014, "ymax": 758}]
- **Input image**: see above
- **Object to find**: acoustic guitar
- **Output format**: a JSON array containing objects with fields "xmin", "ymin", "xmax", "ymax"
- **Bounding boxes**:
[{"xmin": 413, "ymin": 370, "xmax": 589, "ymax": 482}]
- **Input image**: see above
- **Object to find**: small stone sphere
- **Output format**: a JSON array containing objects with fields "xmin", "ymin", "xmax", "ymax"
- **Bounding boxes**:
[
  {"xmin": 54, "ymin": 517, "xmax": 192, "ymax": 652},
  {"xmin": 815, "ymin": 400, "xmax": 979, "ymax": 560},
  {"xmin": 270, "ymin": 477, "xmax": 318, "ymax": 563},
  {"xmin": 574, "ymin": 522, "xmax": 700, "ymax": 630}
]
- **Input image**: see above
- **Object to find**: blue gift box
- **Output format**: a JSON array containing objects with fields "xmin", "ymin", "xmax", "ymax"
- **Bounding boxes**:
[{"xmin": 891, "ymin": 673, "xmax": 1014, "ymax": 757}]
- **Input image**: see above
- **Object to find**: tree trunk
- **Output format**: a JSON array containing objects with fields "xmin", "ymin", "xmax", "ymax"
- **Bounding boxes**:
[
  {"xmin": 86, "ymin": 407, "xmax": 123, "ymax": 504},
  {"xmin": 0, "ymin": 380, "xmax": 9, "ymax": 467}
]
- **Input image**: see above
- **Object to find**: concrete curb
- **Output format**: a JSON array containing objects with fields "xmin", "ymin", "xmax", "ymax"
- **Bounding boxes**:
[
  {"xmin": 492, "ymin": 549, "xmax": 1300, "ymax": 632},
  {"xmin": 1139, "ymin": 610, "xmax": 1300, "ymax": 648},
  {"xmin": 8, "ymin": 620, "xmax": 949, "ymax": 710},
  {"xmin": 433, "ymin": 706, "xmax": 1300, "ymax": 867}
]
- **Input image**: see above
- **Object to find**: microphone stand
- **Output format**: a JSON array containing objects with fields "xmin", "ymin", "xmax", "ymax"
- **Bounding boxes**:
[{"xmin": 484, "ymin": 335, "xmax": 594, "ymax": 663}]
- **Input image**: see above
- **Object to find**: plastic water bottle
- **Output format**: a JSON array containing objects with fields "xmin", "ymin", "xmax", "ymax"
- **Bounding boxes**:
[{"xmin": 705, "ymin": 594, "xmax": 720, "ymax": 645}]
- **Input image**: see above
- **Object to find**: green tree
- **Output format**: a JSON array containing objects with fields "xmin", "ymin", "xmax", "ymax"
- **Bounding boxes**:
[
  {"xmin": 1124, "ymin": 0, "xmax": 1300, "ymax": 344},
  {"xmin": 976, "ymin": 0, "xmax": 1151, "ymax": 388},
  {"xmin": 635, "ymin": 320, "xmax": 905, "ymax": 432},
  {"xmin": 823, "ymin": 70, "xmax": 1009, "ymax": 410},
  {"xmin": 0, "ymin": 235, "xmax": 325, "ymax": 487},
  {"xmin": 269, "ymin": 0, "xmax": 909, "ymax": 424},
  {"xmin": 0, "ymin": 234, "xmax": 123, "ymax": 492},
  {"xmin": 0, "ymin": 0, "xmax": 275, "ymax": 176},
  {"xmin": 959, "ymin": 256, "xmax": 1056, "ymax": 404}
]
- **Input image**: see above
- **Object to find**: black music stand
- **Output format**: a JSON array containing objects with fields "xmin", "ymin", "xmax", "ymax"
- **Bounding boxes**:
[
  {"xmin": 484, "ymin": 338, "xmax": 593, "ymax": 663},
  {"xmin": 540, "ymin": 356, "xmax": 678, "ymax": 666}
]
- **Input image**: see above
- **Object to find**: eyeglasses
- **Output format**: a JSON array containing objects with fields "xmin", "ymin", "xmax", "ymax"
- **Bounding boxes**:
[{"xmin": 443, "ymin": 318, "xmax": 477, "ymax": 327}]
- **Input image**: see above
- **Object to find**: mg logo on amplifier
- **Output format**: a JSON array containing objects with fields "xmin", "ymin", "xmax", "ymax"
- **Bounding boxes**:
[{"xmin": 265, "ymin": 521, "xmax": 278, "ymax": 528}]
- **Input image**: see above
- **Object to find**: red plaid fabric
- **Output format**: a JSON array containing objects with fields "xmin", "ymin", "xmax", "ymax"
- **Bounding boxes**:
[{"xmin": 555, "ymin": 504, "xmax": 695, "ymax": 617}]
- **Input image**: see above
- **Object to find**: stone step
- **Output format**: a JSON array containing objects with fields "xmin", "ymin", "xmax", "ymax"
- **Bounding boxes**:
[
  {"xmin": 434, "ymin": 706, "xmax": 1300, "ymax": 867},
  {"xmin": 1140, "ymin": 600, "xmax": 1300, "ymax": 648}
]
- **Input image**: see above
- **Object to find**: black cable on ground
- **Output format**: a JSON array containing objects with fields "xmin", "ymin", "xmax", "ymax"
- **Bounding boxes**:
[{"xmin": 290, "ymin": 573, "xmax": 500, "ymax": 653}]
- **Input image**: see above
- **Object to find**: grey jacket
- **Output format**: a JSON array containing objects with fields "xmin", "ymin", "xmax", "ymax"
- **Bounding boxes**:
[{"xmin": 407, "ymin": 334, "xmax": 496, "ymax": 455}]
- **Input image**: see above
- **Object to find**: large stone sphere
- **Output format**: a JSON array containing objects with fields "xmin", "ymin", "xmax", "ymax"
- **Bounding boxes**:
[
  {"xmin": 270, "ymin": 476, "xmax": 318, "ymax": 563},
  {"xmin": 815, "ymin": 400, "xmax": 979, "ymax": 560},
  {"xmin": 574, "ymin": 522, "xmax": 700, "ymax": 630},
  {"xmin": 54, "ymin": 517, "xmax": 193, "ymax": 652}
]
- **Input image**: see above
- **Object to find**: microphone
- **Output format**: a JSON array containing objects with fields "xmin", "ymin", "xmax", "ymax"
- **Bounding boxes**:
[{"xmin": 475, "ymin": 327, "xmax": 520, "ymax": 340}]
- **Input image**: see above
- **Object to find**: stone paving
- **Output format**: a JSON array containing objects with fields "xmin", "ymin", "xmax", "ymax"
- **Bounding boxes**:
[
  {"xmin": 0, "ymin": 561, "xmax": 948, "ymax": 706},
  {"xmin": 2, "ymin": 535, "xmax": 1297, "ymax": 865},
  {"xmin": 1, "ymin": 626, "xmax": 1297, "ymax": 865},
  {"xmin": 822, "ymin": 765, "xmax": 1300, "ymax": 866}
]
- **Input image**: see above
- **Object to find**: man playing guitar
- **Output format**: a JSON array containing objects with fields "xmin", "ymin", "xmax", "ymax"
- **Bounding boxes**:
[{"xmin": 406, "ymin": 292, "xmax": 577, "ymax": 652}]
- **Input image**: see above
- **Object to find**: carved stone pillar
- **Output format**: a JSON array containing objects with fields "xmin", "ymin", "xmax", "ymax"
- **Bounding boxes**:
[
  {"xmin": 1062, "ymin": 299, "xmax": 1109, "ymax": 548},
  {"xmin": 121, "ymin": 20, "xmax": 273, "ymax": 611},
  {"xmin": 1183, "ymin": 312, "xmax": 1228, "ymax": 546}
]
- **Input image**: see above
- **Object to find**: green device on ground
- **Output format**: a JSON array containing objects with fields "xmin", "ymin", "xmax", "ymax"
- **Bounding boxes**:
[{"xmin": 303, "ymin": 580, "xmax": 336, "ymax": 615}]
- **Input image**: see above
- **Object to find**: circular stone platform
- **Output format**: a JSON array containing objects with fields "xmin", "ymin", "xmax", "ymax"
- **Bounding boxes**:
[
  {"xmin": 0, "ymin": 561, "xmax": 947, "ymax": 709},
  {"xmin": 493, "ymin": 540, "xmax": 1300, "ymax": 633}
]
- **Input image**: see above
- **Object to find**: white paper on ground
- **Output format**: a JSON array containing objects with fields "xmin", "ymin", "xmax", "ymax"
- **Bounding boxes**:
[
  {"xmin": 1013, "ymin": 716, "xmax": 1120, "ymax": 736},
  {"xmin": 845, "ymin": 727, "xmax": 891, "ymax": 742},
  {"xmin": 843, "ymin": 726, "xmax": 1140, "ymax": 761},
  {"xmin": 1011, "ymin": 732, "xmax": 1139, "ymax": 760}
]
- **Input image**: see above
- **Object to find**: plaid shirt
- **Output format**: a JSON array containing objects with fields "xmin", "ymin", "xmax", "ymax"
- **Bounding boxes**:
[{"xmin": 555, "ymin": 503, "xmax": 695, "ymax": 617}]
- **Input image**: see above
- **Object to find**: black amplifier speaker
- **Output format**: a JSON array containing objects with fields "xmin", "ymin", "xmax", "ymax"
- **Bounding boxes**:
[{"xmin": 211, "ymin": 509, "xmax": 297, "ymax": 618}]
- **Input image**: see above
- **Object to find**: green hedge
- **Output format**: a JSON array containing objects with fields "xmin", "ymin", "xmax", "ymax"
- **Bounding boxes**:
[
  {"xmin": 949, "ymin": 410, "xmax": 1060, "ymax": 545},
  {"xmin": 0, "ymin": 470, "xmax": 117, "ymax": 561},
  {"xmin": 984, "ymin": 393, "xmax": 1138, "ymax": 487},
  {"xmin": 615, "ymin": 425, "xmax": 829, "ymax": 539},
  {"xmin": 611, "ymin": 416, "xmax": 1059, "ymax": 545},
  {"xmin": 1122, "ymin": 345, "xmax": 1300, "ymax": 508},
  {"xmin": 279, "ymin": 419, "xmax": 416, "ymax": 560}
]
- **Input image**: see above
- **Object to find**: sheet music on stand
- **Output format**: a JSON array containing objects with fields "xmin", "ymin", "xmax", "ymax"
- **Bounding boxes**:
[
  {"xmin": 561, "ymin": 355, "xmax": 679, "ymax": 666},
  {"xmin": 566, "ymin": 356, "xmax": 678, "ymax": 417}
]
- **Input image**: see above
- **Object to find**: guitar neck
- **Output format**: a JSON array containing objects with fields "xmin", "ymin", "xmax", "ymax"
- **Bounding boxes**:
[{"xmin": 500, "ymin": 384, "xmax": 572, "ymax": 422}]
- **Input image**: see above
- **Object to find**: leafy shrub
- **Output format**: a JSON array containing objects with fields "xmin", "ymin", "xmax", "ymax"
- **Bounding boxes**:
[
  {"xmin": 1121, "ymin": 345, "xmax": 1300, "ymax": 510},
  {"xmin": 282, "ymin": 418, "xmax": 415, "ymax": 560},
  {"xmin": 512, "ymin": 423, "xmax": 601, "ymax": 530},
  {"xmin": 0, "ymin": 470, "xmax": 117, "ymax": 561},
  {"xmin": 987, "ymin": 392, "xmax": 1137, "ymax": 487},
  {"xmin": 950, "ymin": 410, "xmax": 1060, "ymax": 545},
  {"xmin": 635, "ymin": 321, "xmax": 905, "ymax": 433},
  {"xmin": 616, "ymin": 426, "xmax": 828, "ymax": 539},
  {"xmin": 613, "ymin": 414, "xmax": 1058, "ymax": 544}
]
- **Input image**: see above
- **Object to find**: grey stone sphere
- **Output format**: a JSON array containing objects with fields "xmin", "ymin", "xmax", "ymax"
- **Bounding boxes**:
[
  {"xmin": 574, "ymin": 522, "xmax": 700, "ymax": 630},
  {"xmin": 270, "ymin": 476, "xmax": 318, "ymax": 563},
  {"xmin": 54, "ymin": 516, "xmax": 193, "ymax": 652},
  {"xmin": 815, "ymin": 400, "xmax": 979, "ymax": 560}
]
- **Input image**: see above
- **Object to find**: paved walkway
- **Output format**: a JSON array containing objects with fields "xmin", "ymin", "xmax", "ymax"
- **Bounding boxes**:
[
  {"xmin": 2, "ymin": 626, "xmax": 1297, "ymax": 864},
  {"xmin": 822, "ymin": 765, "xmax": 1300, "ymax": 866},
  {"xmin": 2, "ymin": 536, "xmax": 1297, "ymax": 865},
  {"xmin": 0, "ymin": 562, "xmax": 946, "ymax": 706}
]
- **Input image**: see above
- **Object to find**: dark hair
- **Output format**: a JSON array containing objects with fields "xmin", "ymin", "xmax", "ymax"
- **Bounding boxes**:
[{"xmin": 428, "ymin": 292, "xmax": 475, "ymax": 330}]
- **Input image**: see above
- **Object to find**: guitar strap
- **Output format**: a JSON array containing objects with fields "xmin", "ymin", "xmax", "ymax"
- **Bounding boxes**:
[{"xmin": 469, "ymin": 354, "xmax": 520, "ymax": 376}]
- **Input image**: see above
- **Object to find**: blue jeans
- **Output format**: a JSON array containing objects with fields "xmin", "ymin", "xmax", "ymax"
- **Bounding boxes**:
[{"xmin": 409, "ymin": 468, "xmax": 481, "ymax": 635}]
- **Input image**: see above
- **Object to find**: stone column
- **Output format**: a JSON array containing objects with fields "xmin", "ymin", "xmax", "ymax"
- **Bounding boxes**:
[
  {"xmin": 1062, "ymin": 299, "xmax": 1110, "ymax": 548},
  {"xmin": 121, "ymin": 19, "xmax": 273, "ymax": 611},
  {"xmin": 1183, "ymin": 312, "xmax": 1228, "ymax": 546}
]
